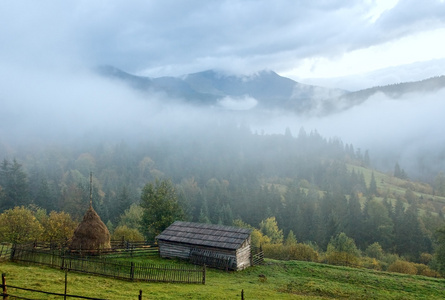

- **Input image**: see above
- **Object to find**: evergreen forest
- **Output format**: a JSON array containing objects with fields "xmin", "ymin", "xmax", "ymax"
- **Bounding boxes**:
[{"xmin": 1, "ymin": 123, "xmax": 445, "ymax": 270}]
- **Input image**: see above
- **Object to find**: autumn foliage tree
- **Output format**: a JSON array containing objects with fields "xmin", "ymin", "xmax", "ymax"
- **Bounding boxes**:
[
  {"xmin": 40, "ymin": 210, "xmax": 77, "ymax": 242},
  {"xmin": 0, "ymin": 206, "xmax": 43, "ymax": 244},
  {"xmin": 260, "ymin": 216, "xmax": 284, "ymax": 244}
]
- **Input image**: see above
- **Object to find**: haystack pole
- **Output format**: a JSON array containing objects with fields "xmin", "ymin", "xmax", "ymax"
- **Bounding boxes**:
[{"xmin": 69, "ymin": 172, "xmax": 111, "ymax": 254}]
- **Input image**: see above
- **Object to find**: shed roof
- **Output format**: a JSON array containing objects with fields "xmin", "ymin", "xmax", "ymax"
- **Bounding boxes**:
[{"xmin": 156, "ymin": 221, "xmax": 251, "ymax": 250}]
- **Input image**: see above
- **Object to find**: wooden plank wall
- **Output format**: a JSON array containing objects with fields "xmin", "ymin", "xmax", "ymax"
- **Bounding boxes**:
[{"xmin": 158, "ymin": 240, "xmax": 253, "ymax": 271}]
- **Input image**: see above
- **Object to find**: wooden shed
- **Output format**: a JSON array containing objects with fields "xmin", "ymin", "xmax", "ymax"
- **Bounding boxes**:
[{"xmin": 156, "ymin": 221, "xmax": 252, "ymax": 270}]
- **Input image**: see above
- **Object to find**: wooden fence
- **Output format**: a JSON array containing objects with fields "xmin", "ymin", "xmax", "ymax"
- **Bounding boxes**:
[
  {"xmin": 251, "ymin": 247, "xmax": 264, "ymax": 266},
  {"xmin": 190, "ymin": 249, "xmax": 231, "ymax": 271},
  {"xmin": 11, "ymin": 247, "xmax": 206, "ymax": 284},
  {"xmin": 0, "ymin": 244, "xmax": 11, "ymax": 262},
  {"xmin": 26, "ymin": 240, "xmax": 158, "ymax": 257},
  {"xmin": 1, "ymin": 273, "xmax": 145, "ymax": 299}
]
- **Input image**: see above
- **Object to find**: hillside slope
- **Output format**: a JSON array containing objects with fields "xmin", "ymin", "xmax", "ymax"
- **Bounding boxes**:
[{"xmin": 1, "ymin": 259, "xmax": 445, "ymax": 299}]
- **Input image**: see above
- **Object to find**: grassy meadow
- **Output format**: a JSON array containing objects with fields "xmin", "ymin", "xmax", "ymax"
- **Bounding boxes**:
[{"xmin": 1, "ymin": 258, "xmax": 445, "ymax": 299}]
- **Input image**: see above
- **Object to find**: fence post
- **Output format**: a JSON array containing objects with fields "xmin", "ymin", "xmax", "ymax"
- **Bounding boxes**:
[
  {"xmin": 241, "ymin": 289, "xmax": 244, "ymax": 300},
  {"xmin": 130, "ymin": 262, "xmax": 135, "ymax": 281},
  {"xmin": 9, "ymin": 244, "xmax": 16, "ymax": 261},
  {"xmin": 2, "ymin": 273, "xmax": 8, "ymax": 300},
  {"xmin": 202, "ymin": 264, "xmax": 206, "ymax": 285},
  {"xmin": 64, "ymin": 269, "xmax": 68, "ymax": 300},
  {"xmin": 138, "ymin": 289, "xmax": 142, "ymax": 300}
]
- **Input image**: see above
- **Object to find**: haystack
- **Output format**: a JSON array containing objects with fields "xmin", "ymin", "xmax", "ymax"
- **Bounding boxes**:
[{"xmin": 69, "ymin": 205, "xmax": 111, "ymax": 253}]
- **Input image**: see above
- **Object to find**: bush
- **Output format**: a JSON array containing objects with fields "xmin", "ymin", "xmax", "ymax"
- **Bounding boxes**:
[
  {"xmin": 111, "ymin": 225, "xmax": 144, "ymax": 241},
  {"xmin": 0, "ymin": 206, "xmax": 43, "ymax": 244},
  {"xmin": 325, "ymin": 251, "xmax": 360, "ymax": 267},
  {"xmin": 263, "ymin": 243, "xmax": 319, "ymax": 262},
  {"xmin": 288, "ymin": 244, "xmax": 319, "ymax": 262},
  {"xmin": 419, "ymin": 252, "xmax": 433, "ymax": 265},
  {"xmin": 325, "ymin": 233, "xmax": 360, "ymax": 266},
  {"xmin": 380, "ymin": 253, "xmax": 400, "ymax": 271},
  {"xmin": 263, "ymin": 243, "xmax": 286, "ymax": 259},
  {"xmin": 412, "ymin": 263, "xmax": 440, "ymax": 277},
  {"xmin": 388, "ymin": 260, "xmax": 417, "ymax": 275},
  {"xmin": 360, "ymin": 257, "xmax": 382, "ymax": 271},
  {"xmin": 365, "ymin": 242, "xmax": 383, "ymax": 260}
]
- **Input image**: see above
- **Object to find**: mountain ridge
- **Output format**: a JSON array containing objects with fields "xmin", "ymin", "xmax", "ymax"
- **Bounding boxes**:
[{"xmin": 97, "ymin": 66, "xmax": 445, "ymax": 115}]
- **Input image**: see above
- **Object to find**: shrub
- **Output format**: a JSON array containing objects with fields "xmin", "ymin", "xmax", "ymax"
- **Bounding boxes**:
[
  {"xmin": 263, "ymin": 243, "xmax": 319, "ymax": 262},
  {"xmin": 325, "ymin": 233, "xmax": 360, "ymax": 266},
  {"xmin": 365, "ymin": 242, "xmax": 383, "ymax": 260},
  {"xmin": 380, "ymin": 253, "xmax": 400, "ymax": 270},
  {"xmin": 111, "ymin": 225, "xmax": 144, "ymax": 241},
  {"xmin": 263, "ymin": 243, "xmax": 286, "ymax": 259},
  {"xmin": 0, "ymin": 206, "xmax": 43, "ymax": 244},
  {"xmin": 361, "ymin": 257, "xmax": 382, "ymax": 271},
  {"xmin": 412, "ymin": 263, "xmax": 440, "ymax": 277},
  {"xmin": 388, "ymin": 260, "xmax": 417, "ymax": 275},
  {"xmin": 288, "ymin": 244, "xmax": 319, "ymax": 262},
  {"xmin": 325, "ymin": 251, "xmax": 360, "ymax": 267},
  {"xmin": 419, "ymin": 252, "xmax": 433, "ymax": 265}
]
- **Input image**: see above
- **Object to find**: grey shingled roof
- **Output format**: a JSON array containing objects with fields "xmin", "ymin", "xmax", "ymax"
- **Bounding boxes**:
[{"xmin": 156, "ymin": 221, "xmax": 251, "ymax": 250}]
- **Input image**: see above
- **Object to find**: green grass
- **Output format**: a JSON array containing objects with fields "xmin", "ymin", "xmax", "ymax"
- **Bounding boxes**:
[{"xmin": 2, "ymin": 259, "xmax": 445, "ymax": 299}]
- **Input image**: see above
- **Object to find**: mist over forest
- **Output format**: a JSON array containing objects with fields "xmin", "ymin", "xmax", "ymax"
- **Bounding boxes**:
[
  {"xmin": 2, "ymin": 64, "xmax": 445, "ymax": 263},
  {"xmin": 1, "ymin": 65, "xmax": 445, "ymax": 182}
]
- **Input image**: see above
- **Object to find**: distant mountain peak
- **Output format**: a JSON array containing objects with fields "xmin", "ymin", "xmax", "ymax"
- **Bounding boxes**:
[{"xmin": 96, "ymin": 66, "xmax": 445, "ymax": 116}]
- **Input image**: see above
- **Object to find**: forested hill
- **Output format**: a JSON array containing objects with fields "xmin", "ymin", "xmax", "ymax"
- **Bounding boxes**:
[
  {"xmin": 1, "ymin": 124, "xmax": 445, "ymax": 260},
  {"xmin": 319, "ymin": 75, "xmax": 445, "ymax": 114}
]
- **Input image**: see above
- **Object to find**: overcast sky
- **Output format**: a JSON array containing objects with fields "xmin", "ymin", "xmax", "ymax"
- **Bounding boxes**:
[{"xmin": 1, "ymin": 0, "xmax": 445, "ymax": 90}]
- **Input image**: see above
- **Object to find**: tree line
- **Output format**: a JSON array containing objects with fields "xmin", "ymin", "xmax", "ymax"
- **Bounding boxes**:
[{"xmin": 1, "ymin": 125, "xmax": 445, "ymax": 273}]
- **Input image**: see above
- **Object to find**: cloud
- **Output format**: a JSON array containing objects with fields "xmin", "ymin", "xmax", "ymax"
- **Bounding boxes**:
[
  {"xmin": 299, "ymin": 58, "xmax": 445, "ymax": 91},
  {"xmin": 376, "ymin": 0, "xmax": 445, "ymax": 35},
  {"xmin": 251, "ymin": 88, "xmax": 445, "ymax": 178},
  {"xmin": 2, "ymin": 0, "xmax": 444, "ymax": 79},
  {"xmin": 1, "ymin": 0, "xmax": 445, "ymax": 180},
  {"xmin": 217, "ymin": 96, "xmax": 258, "ymax": 111}
]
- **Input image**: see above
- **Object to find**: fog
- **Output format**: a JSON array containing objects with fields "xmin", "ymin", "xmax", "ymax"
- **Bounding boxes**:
[
  {"xmin": 1, "ymin": 0, "xmax": 445, "ymax": 182},
  {"xmin": 258, "ymin": 90, "xmax": 445, "ymax": 179},
  {"xmin": 1, "ymin": 63, "xmax": 444, "ymax": 181}
]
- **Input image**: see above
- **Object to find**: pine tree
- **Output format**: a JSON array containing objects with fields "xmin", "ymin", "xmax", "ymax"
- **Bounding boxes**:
[
  {"xmin": 344, "ymin": 193, "xmax": 364, "ymax": 248},
  {"xmin": 367, "ymin": 172, "xmax": 378, "ymax": 196},
  {"xmin": 0, "ymin": 159, "xmax": 30, "ymax": 211},
  {"xmin": 285, "ymin": 230, "xmax": 297, "ymax": 246},
  {"xmin": 140, "ymin": 179, "xmax": 184, "ymax": 241}
]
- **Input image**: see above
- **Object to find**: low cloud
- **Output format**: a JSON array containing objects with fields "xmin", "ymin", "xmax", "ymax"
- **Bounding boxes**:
[
  {"xmin": 252, "ymin": 89, "xmax": 445, "ymax": 179},
  {"xmin": 217, "ymin": 96, "xmax": 258, "ymax": 110},
  {"xmin": 1, "ymin": 61, "xmax": 444, "ymax": 181}
]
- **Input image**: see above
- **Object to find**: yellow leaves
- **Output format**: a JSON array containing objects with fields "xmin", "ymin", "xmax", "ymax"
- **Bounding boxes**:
[
  {"xmin": 41, "ymin": 211, "xmax": 78, "ymax": 242},
  {"xmin": 0, "ymin": 206, "xmax": 78, "ymax": 244},
  {"xmin": 111, "ymin": 225, "xmax": 144, "ymax": 241},
  {"xmin": 251, "ymin": 228, "xmax": 271, "ymax": 248},
  {"xmin": 0, "ymin": 206, "xmax": 43, "ymax": 244}
]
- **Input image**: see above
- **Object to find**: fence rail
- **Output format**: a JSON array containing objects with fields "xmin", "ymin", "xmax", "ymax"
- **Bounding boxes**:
[
  {"xmin": 0, "ymin": 244, "xmax": 11, "ymax": 262},
  {"xmin": 11, "ymin": 247, "xmax": 205, "ymax": 284},
  {"xmin": 251, "ymin": 247, "xmax": 264, "ymax": 266},
  {"xmin": 24, "ymin": 240, "xmax": 158, "ymax": 256},
  {"xmin": 1, "ymin": 273, "xmax": 146, "ymax": 300}
]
